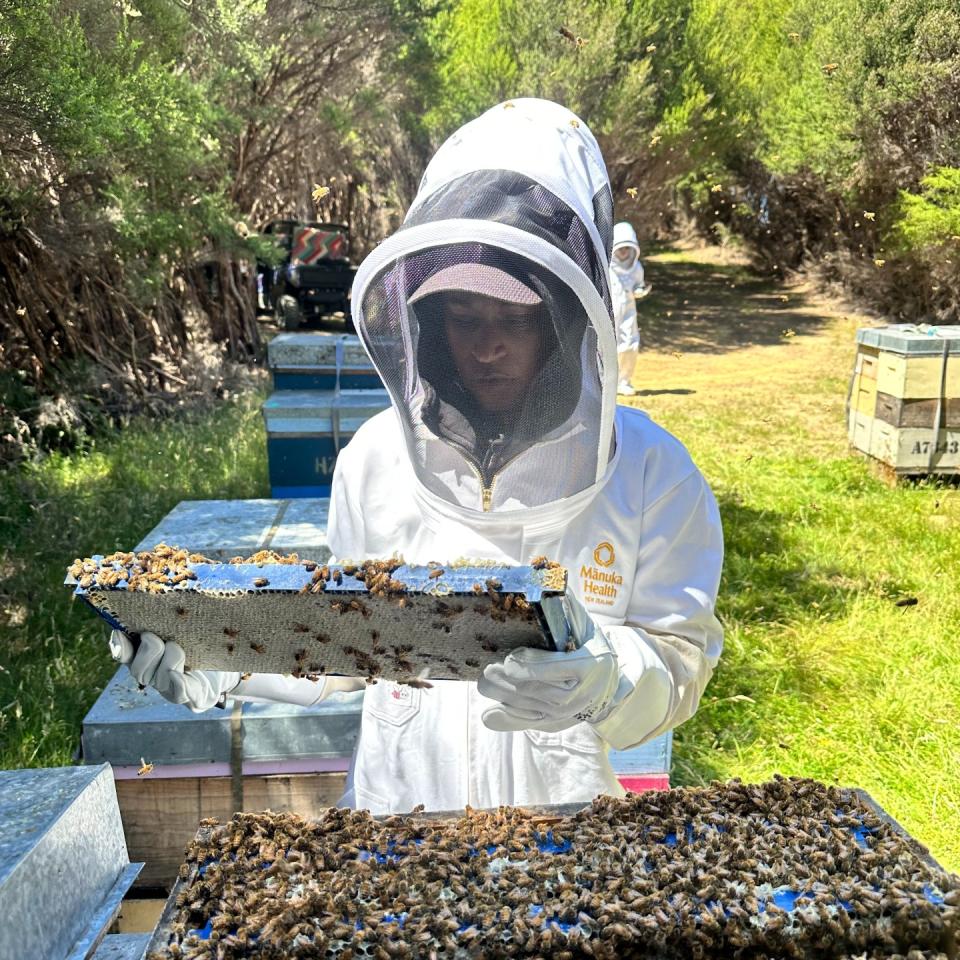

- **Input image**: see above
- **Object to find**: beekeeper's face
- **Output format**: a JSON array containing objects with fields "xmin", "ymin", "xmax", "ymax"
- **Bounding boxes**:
[
  {"xmin": 614, "ymin": 246, "xmax": 634, "ymax": 265},
  {"xmin": 442, "ymin": 292, "xmax": 544, "ymax": 414}
]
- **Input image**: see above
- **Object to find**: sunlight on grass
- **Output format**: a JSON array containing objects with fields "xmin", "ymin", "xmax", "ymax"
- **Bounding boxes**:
[
  {"xmin": 1, "ymin": 249, "xmax": 957, "ymax": 873},
  {"xmin": 0, "ymin": 391, "xmax": 269, "ymax": 771},
  {"xmin": 637, "ymin": 267, "xmax": 960, "ymax": 869}
]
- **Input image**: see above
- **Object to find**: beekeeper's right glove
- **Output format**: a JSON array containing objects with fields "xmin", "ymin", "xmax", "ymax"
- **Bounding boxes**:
[{"xmin": 110, "ymin": 630, "xmax": 240, "ymax": 713}]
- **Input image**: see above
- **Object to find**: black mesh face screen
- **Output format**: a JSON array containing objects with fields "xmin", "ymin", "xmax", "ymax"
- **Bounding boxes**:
[
  {"xmin": 403, "ymin": 170, "xmax": 613, "ymax": 321},
  {"xmin": 592, "ymin": 184, "xmax": 614, "ymax": 264},
  {"xmin": 358, "ymin": 242, "xmax": 604, "ymax": 508}
]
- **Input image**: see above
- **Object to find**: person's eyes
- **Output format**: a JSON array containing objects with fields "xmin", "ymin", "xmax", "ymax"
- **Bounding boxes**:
[
  {"xmin": 447, "ymin": 312, "xmax": 479, "ymax": 326},
  {"xmin": 510, "ymin": 315, "xmax": 539, "ymax": 331}
]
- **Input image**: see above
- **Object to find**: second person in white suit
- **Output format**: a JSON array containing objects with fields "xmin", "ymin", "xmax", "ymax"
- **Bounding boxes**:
[{"xmin": 609, "ymin": 221, "xmax": 649, "ymax": 397}]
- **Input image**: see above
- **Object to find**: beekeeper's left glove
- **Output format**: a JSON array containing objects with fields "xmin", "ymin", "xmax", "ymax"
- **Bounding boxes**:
[
  {"xmin": 110, "ymin": 630, "xmax": 240, "ymax": 713},
  {"xmin": 477, "ymin": 597, "xmax": 621, "ymax": 733}
]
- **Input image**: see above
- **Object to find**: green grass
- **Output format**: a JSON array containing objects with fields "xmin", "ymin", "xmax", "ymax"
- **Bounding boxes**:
[
  {"xmin": 1, "ymin": 248, "xmax": 957, "ymax": 873},
  {"xmin": 0, "ymin": 392, "xmax": 269, "ymax": 769},
  {"xmin": 635, "ymin": 250, "xmax": 960, "ymax": 872}
]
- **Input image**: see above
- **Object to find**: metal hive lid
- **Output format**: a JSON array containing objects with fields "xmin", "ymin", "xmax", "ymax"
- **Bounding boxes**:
[{"xmin": 856, "ymin": 324, "xmax": 960, "ymax": 353}]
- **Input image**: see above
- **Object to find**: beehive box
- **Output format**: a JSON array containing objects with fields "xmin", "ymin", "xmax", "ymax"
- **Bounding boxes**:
[
  {"xmin": 263, "ymin": 389, "xmax": 391, "ymax": 497},
  {"xmin": 267, "ymin": 333, "xmax": 383, "ymax": 391},
  {"xmin": 133, "ymin": 499, "xmax": 331, "ymax": 562},
  {"xmin": 0, "ymin": 765, "xmax": 142, "ymax": 960},
  {"xmin": 848, "ymin": 325, "xmax": 960, "ymax": 476},
  {"xmin": 81, "ymin": 670, "xmax": 364, "ymax": 890},
  {"xmin": 145, "ymin": 777, "xmax": 958, "ymax": 960}
]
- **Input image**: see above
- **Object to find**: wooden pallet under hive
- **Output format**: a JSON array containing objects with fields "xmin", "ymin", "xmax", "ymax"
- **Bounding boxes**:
[{"xmin": 145, "ymin": 777, "xmax": 958, "ymax": 960}]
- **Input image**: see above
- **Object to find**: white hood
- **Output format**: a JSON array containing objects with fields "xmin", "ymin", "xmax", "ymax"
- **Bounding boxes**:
[
  {"xmin": 612, "ymin": 221, "xmax": 640, "ymax": 271},
  {"xmin": 351, "ymin": 98, "xmax": 618, "ymax": 514}
]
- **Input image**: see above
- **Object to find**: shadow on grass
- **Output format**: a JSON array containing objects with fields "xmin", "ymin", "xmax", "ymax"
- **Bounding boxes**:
[
  {"xmin": 641, "ymin": 258, "xmax": 834, "ymax": 354},
  {"xmin": 672, "ymin": 490, "xmax": 913, "ymax": 785},
  {"xmin": 636, "ymin": 388, "xmax": 697, "ymax": 397}
]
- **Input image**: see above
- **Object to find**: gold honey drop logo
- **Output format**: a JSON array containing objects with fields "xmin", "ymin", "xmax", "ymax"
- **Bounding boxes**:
[
  {"xmin": 582, "ymin": 541, "xmax": 622, "ymax": 606},
  {"xmin": 593, "ymin": 541, "xmax": 615, "ymax": 567}
]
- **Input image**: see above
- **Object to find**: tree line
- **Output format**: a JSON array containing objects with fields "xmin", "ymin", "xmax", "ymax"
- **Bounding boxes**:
[{"xmin": 2, "ymin": 0, "xmax": 957, "ymax": 459}]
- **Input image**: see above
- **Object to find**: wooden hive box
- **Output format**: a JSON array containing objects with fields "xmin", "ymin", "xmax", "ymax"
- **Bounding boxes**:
[{"xmin": 848, "ymin": 324, "xmax": 960, "ymax": 476}]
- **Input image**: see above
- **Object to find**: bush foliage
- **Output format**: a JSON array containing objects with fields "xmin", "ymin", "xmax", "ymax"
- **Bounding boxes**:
[{"xmin": 2, "ymin": 0, "xmax": 959, "ymax": 461}]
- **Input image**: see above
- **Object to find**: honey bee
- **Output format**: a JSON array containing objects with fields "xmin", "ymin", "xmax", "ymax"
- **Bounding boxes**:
[
  {"xmin": 226, "ymin": 643, "xmax": 235, "ymax": 653},
  {"xmin": 428, "ymin": 567, "xmax": 445, "ymax": 579},
  {"xmin": 223, "ymin": 627, "xmax": 239, "ymax": 638},
  {"xmin": 137, "ymin": 757, "xmax": 154, "ymax": 776},
  {"xmin": 252, "ymin": 577, "xmax": 269, "ymax": 587},
  {"xmin": 176, "ymin": 606, "xmax": 188, "ymax": 617},
  {"xmin": 292, "ymin": 623, "xmax": 309, "ymax": 633},
  {"xmin": 249, "ymin": 642, "xmax": 265, "ymax": 654}
]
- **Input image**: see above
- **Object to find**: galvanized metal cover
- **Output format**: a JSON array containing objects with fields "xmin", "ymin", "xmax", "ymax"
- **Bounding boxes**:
[
  {"xmin": 0, "ymin": 765, "xmax": 133, "ymax": 960},
  {"xmin": 268, "ymin": 332, "xmax": 341, "ymax": 368},
  {"xmin": 82, "ymin": 669, "xmax": 364, "ymax": 766},
  {"xmin": 261, "ymin": 389, "xmax": 391, "ymax": 435},
  {"xmin": 91, "ymin": 934, "xmax": 150, "ymax": 960},
  {"xmin": 267, "ymin": 333, "xmax": 374, "ymax": 371},
  {"xmin": 134, "ymin": 499, "xmax": 330, "ymax": 561},
  {"xmin": 856, "ymin": 324, "xmax": 960, "ymax": 354}
]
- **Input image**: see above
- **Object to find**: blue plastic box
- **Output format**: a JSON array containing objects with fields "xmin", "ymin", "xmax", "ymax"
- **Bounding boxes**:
[{"xmin": 262, "ymin": 389, "xmax": 391, "ymax": 497}]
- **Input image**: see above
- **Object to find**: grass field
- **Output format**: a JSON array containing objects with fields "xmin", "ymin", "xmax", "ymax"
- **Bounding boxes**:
[
  {"xmin": 1, "ymin": 246, "xmax": 957, "ymax": 870},
  {"xmin": 637, "ymin": 246, "xmax": 960, "ymax": 870}
]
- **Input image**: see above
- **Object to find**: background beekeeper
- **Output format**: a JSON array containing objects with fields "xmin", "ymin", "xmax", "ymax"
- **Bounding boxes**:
[
  {"xmin": 609, "ymin": 221, "xmax": 649, "ymax": 397},
  {"xmin": 111, "ymin": 98, "xmax": 723, "ymax": 815}
]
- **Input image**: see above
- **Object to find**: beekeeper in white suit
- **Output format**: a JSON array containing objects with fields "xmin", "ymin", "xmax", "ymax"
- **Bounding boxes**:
[
  {"xmin": 609, "ymin": 220, "xmax": 649, "ymax": 397},
  {"xmin": 111, "ymin": 98, "xmax": 723, "ymax": 814}
]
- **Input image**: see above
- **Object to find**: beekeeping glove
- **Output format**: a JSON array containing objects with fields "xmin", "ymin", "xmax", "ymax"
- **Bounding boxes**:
[
  {"xmin": 478, "ymin": 595, "xmax": 622, "ymax": 733},
  {"xmin": 109, "ymin": 630, "xmax": 363, "ymax": 711},
  {"xmin": 110, "ymin": 630, "xmax": 240, "ymax": 713}
]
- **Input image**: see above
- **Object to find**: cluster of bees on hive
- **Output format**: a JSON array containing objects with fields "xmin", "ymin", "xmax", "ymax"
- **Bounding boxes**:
[
  {"xmin": 68, "ymin": 545, "xmax": 304, "ymax": 594},
  {"xmin": 149, "ymin": 777, "xmax": 957, "ymax": 960}
]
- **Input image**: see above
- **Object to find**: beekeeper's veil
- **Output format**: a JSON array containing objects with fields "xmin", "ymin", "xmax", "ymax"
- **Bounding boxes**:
[
  {"xmin": 351, "ymin": 99, "xmax": 617, "ymax": 512},
  {"xmin": 612, "ymin": 221, "xmax": 640, "ymax": 270}
]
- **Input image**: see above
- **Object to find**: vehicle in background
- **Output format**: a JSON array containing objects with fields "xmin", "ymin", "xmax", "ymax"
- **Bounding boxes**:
[{"xmin": 258, "ymin": 220, "xmax": 357, "ymax": 330}]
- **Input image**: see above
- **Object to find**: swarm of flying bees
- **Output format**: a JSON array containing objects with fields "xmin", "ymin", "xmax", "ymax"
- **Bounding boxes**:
[{"xmin": 148, "ymin": 777, "xmax": 958, "ymax": 960}]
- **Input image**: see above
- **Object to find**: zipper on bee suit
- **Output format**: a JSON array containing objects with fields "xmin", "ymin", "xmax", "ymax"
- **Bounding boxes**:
[{"xmin": 443, "ymin": 436, "xmax": 516, "ymax": 513}]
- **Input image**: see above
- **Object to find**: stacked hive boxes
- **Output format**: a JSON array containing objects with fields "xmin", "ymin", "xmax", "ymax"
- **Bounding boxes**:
[
  {"xmin": 81, "ymin": 500, "xmax": 360, "ymax": 890},
  {"xmin": 264, "ymin": 333, "xmax": 390, "ymax": 497},
  {"xmin": 848, "ymin": 324, "xmax": 960, "ymax": 476}
]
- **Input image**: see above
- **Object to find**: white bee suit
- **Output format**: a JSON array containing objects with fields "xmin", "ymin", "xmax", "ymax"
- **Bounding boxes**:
[
  {"xmin": 610, "ymin": 221, "xmax": 646, "ymax": 391},
  {"xmin": 110, "ymin": 99, "xmax": 722, "ymax": 815},
  {"xmin": 331, "ymin": 98, "xmax": 724, "ymax": 814}
]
